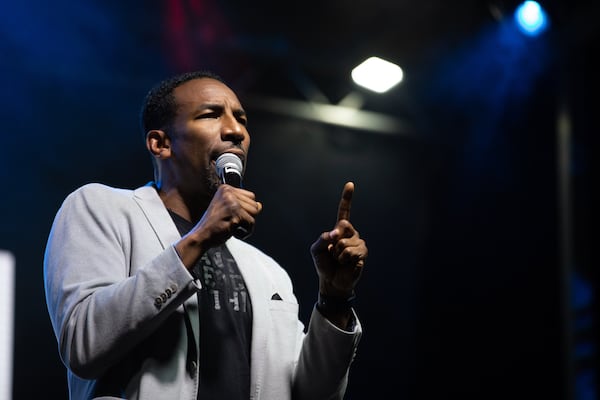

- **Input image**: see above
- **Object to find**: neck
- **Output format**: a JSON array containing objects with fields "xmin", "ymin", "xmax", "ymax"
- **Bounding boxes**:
[{"xmin": 155, "ymin": 183, "xmax": 211, "ymax": 223}]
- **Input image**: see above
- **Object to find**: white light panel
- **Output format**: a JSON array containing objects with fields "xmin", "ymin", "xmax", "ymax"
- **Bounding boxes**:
[
  {"xmin": 351, "ymin": 56, "xmax": 403, "ymax": 93},
  {"xmin": 0, "ymin": 250, "xmax": 14, "ymax": 400}
]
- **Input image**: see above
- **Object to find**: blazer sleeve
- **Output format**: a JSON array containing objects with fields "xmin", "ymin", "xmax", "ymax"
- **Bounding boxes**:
[
  {"xmin": 292, "ymin": 307, "xmax": 362, "ymax": 400},
  {"xmin": 43, "ymin": 184, "xmax": 200, "ymax": 379}
]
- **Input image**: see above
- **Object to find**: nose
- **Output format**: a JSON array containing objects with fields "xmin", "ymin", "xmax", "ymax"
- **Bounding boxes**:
[{"xmin": 221, "ymin": 113, "xmax": 247, "ymax": 144}]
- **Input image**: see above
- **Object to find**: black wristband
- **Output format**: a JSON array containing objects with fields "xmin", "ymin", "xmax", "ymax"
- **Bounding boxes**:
[{"xmin": 316, "ymin": 292, "xmax": 356, "ymax": 313}]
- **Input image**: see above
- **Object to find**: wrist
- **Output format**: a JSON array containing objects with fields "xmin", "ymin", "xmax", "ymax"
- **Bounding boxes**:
[
  {"xmin": 316, "ymin": 291, "xmax": 356, "ymax": 314},
  {"xmin": 319, "ymin": 279, "xmax": 354, "ymax": 299}
]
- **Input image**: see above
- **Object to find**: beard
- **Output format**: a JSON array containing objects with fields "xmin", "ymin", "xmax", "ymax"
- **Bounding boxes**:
[{"xmin": 202, "ymin": 163, "xmax": 222, "ymax": 197}]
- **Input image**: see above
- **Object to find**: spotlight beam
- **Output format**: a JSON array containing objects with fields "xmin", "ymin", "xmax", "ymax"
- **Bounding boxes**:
[{"xmin": 244, "ymin": 94, "xmax": 414, "ymax": 136}]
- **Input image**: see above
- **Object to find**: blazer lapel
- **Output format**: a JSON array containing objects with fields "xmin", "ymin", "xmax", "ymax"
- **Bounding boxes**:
[
  {"xmin": 226, "ymin": 238, "xmax": 270, "ymax": 400},
  {"xmin": 132, "ymin": 184, "xmax": 180, "ymax": 250},
  {"xmin": 132, "ymin": 183, "xmax": 201, "ymax": 358}
]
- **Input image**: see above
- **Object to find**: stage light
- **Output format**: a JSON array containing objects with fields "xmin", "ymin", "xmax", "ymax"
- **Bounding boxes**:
[
  {"xmin": 514, "ymin": 1, "xmax": 548, "ymax": 36},
  {"xmin": 0, "ymin": 251, "xmax": 14, "ymax": 400},
  {"xmin": 351, "ymin": 56, "xmax": 403, "ymax": 93}
]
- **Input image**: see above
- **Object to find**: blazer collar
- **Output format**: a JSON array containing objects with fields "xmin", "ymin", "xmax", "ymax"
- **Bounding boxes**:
[{"xmin": 132, "ymin": 182, "xmax": 181, "ymax": 250}]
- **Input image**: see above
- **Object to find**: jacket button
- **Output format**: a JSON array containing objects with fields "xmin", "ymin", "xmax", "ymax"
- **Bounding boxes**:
[
  {"xmin": 171, "ymin": 284, "xmax": 178, "ymax": 293},
  {"xmin": 165, "ymin": 288, "xmax": 172, "ymax": 298},
  {"xmin": 160, "ymin": 293, "xmax": 167, "ymax": 302},
  {"xmin": 154, "ymin": 297, "xmax": 162, "ymax": 309}
]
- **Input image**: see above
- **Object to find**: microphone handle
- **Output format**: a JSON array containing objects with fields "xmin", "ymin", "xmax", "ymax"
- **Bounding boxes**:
[
  {"xmin": 223, "ymin": 172, "xmax": 252, "ymax": 240},
  {"xmin": 223, "ymin": 171, "xmax": 242, "ymax": 188}
]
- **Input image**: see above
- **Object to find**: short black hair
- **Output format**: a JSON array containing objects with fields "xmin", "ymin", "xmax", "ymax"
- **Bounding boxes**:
[{"xmin": 140, "ymin": 70, "xmax": 224, "ymax": 137}]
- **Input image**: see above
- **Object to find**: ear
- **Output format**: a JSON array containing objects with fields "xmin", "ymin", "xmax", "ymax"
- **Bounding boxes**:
[{"xmin": 146, "ymin": 130, "xmax": 172, "ymax": 159}]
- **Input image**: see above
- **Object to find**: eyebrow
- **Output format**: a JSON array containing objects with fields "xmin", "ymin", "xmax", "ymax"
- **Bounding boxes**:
[{"xmin": 194, "ymin": 103, "xmax": 247, "ymax": 117}]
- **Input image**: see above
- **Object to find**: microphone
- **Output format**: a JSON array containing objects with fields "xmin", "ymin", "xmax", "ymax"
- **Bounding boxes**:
[
  {"xmin": 216, "ymin": 153, "xmax": 244, "ymax": 188},
  {"xmin": 215, "ymin": 153, "xmax": 251, "ymax": 240}
]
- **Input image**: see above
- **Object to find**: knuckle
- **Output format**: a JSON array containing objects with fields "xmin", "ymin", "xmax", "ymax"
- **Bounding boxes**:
[
  {"xmin": 340, "ymin": 247, "xmax": 352, "ymax": 259},
  {"xmin": 339, "ymin": 219, "xmax": 351, "ymax": 229}
]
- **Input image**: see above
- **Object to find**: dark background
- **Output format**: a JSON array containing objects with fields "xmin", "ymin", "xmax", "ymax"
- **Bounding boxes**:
[{"xmin": 1, "ymin": 0, "xmax": 598, "ymax": 399}]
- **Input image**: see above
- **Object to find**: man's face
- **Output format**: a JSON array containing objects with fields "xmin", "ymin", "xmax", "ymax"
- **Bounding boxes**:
[{"xmin": 167, "ymin": 77, "xmax": 250, "ymax": 197}]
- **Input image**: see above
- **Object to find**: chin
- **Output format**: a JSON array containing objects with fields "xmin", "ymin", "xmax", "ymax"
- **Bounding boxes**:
[{"xmin": 205, "ymin": 174, "xmax": 221, "ymax": 195}]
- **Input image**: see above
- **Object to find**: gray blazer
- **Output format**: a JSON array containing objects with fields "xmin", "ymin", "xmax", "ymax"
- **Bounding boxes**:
[{"xmin": 44, "ymin": 183, "xmax": 362, "ymax": 399}]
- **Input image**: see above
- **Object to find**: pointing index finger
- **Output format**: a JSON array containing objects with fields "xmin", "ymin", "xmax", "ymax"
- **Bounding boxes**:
[{"xmin": 337, "ymin": 181, "xmax": 355, "ymax": 222}]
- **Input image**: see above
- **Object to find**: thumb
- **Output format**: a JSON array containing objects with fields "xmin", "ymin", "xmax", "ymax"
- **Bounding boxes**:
[{"xmin": 310, "ymin": 229, "xmax": 339, "ymax": 255}]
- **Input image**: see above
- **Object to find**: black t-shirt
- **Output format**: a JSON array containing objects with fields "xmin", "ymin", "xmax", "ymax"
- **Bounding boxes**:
[{"xmin": 169, "ymin": 211, "xmax": 252, "ymax": 400}]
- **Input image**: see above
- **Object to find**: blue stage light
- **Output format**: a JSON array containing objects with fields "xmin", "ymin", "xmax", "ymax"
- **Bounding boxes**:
[{"xmin": 514, "ymin": 1, "xmax": 548, "ymax": 36}]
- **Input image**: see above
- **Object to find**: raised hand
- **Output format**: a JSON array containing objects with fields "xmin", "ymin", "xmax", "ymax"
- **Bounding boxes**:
[{"xmin": 310, "ymin": 182, "xmax": 368, "ymax": 299}]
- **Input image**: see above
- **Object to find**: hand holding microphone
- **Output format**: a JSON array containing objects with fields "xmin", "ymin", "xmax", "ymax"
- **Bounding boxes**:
[
  {"xmin": 215, "ymin": 153, "xmax": 259, "ymax": 240},
  {"xmin": 173, "ymin": 153, "xmax": 260, "ymax": 269}
]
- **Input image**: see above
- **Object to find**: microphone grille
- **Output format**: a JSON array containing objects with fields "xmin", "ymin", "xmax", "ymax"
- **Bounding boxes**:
[{"xmin": 215, "ymin": 153, "xmax": 243, "ymax": 179}]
